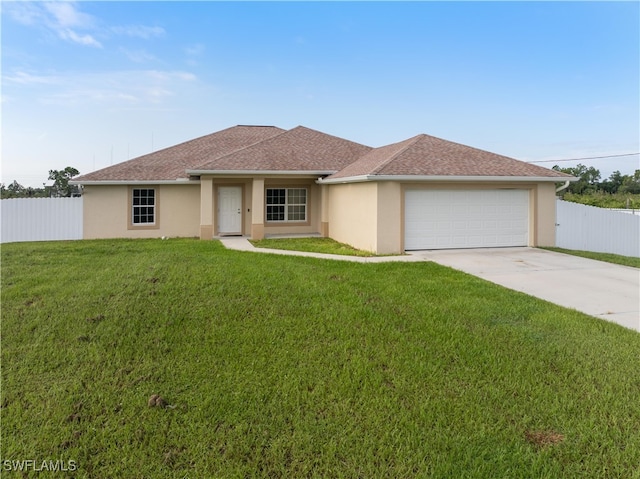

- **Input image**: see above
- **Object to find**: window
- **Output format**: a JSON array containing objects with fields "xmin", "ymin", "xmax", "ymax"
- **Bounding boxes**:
[
  {"xmin": 132, "ymin": 188, "xmax": 156, "ymax": 225},
  {"xmin": 266, "ymin": 188, "xmax": 307, "ymax": 222}
]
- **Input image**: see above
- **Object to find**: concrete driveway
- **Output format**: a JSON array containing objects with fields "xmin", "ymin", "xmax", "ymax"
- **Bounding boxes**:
[{"xmin": 413, "ymin": 247, "xmax": 640, "ymax": 332}]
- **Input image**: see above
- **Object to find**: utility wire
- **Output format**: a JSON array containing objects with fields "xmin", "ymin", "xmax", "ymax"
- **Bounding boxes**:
[{"xmin": 528, "ymin": 152, "xmax": 640, "ymax": 164}]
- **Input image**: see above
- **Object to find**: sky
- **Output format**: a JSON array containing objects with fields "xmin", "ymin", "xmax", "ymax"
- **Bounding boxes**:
[{"xmin": 2, "ymin": 1, "xmax": 639, "ymax": 188}]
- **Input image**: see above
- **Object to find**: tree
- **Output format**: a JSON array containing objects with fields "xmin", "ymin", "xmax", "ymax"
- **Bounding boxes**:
[
  {"xmin": 552, "ymin": 164, "xmax": 601, "ymax": 194},
  {"xmin": 619, "ymin": 169, "xmax": 640, "ymax": 194},
  {"xmin": 1, "ymin": 180, "xmax": 26, "ymax": 198},
  {"xmin": 48, "ymin": 167, "xmax": 80, "ymax": 197},
  {"xmin": 600, "ymin": 170, "xmax": 625, "ymax": 194}
]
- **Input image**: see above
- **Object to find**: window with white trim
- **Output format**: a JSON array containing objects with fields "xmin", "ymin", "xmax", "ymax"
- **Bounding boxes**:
[
  {"xmin": 132, "ymin": 188, "xmax": 156, "ymax": 224},
  {"xmin": 266, "ymin": 188, "xmax": 307, "ymax": 222}
]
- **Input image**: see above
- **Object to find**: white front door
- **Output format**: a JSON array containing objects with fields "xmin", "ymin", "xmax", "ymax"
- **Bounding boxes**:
[{"xmin": 218, "ymin": 186, "xmax": 243, "ymax": 235}]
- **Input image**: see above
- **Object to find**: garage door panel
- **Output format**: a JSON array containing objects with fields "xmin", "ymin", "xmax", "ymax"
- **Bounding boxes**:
[
  {"xmin": 482, "ymin": 205, "xmax": 498, "ymax": 216},
  {"xmin": 452, "ymin": 204, "xmax": 468, "ymax": 215},
  {"xmin": 467, "ymin": 220, "xmax": 483, "ymax": 230},
  {"xmin": 405, "ymin": 189, "xmax": 529, "ymax": 250}
]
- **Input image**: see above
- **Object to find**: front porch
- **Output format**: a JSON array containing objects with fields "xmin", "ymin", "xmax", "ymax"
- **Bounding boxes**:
[{"xmin": 198, "ymin": 176, "xmax": 328, "ymax": 241}]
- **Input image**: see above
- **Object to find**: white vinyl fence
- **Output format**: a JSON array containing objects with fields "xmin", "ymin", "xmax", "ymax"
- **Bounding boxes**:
[
  {"xmin": 0, "ymin": 197, "xmax": 83, "ymax": 243},
  {"xmin": 556, "ymin": 199, "xmax": 640, "ymax": 258}
]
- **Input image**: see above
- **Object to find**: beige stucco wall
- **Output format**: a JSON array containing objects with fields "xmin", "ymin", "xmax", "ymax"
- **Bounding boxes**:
[
  {"xmin": 534, "ymin": 182, "xmax": 557, "ymax": 247},
  {"xmin": 83, "ymin": 178, "xmax": 558, "ymax": 251},
  {"xmin": 326, "ymin": 182, "xmax": 379, "ymax": 252},
  {"xmin": 326, "ymin": 181, "xmax": 558, "ymax": 254},
  {"xmin": 83, "ymin": 184, "xmax": 200, "ymax": 239},
  {"xmin": 375, "ymin": 182, "xmax": 403, "ymax": 254}
]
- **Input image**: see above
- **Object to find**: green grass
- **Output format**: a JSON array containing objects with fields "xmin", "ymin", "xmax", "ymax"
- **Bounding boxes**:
[
  {"xmin": 250, "ymin": 237, "xmax": 380, "ymax": 256},
  {"xmin": 2, "ymin": 239, "xmax": 640, "ymax": 478},
  {"xmin": 542, "ymin": 247, "xmax": 640, "ymax": 268}
]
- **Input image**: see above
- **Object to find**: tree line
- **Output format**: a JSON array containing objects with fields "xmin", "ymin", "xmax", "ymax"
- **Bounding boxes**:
[
  {"xmin": 1, "ymin": 167, "xmax": 80, "ymax": 199},
  {"xmin": 553, "ymin": 164, "xmax": 640, "ymax": 195}
]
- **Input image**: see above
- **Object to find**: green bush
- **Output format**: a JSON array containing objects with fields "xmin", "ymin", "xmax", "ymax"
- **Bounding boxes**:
[{"xmin": 562, "ymin": 192, "xmax": 640, "ymax": 209}]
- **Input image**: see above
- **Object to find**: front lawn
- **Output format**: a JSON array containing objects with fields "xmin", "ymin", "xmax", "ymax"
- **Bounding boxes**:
[
  {"xmin": 542, "ymin": 247, "xmax": 640, "ymax": 268},
  {"xmin": 250, "ymin": 237, "xmax": 378, "ymax": 256},
  {"xmin": 2, "ymin": 239, "xmax": 639, "ymax": 478}
]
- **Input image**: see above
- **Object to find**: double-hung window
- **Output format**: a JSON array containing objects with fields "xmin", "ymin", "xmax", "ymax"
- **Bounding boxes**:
[
  {"xmin": 132, "ymin": 188, "xmax": 156, "ymax": 225},
  {"xmin": 266, "ymin": 188, "xmax": 307, "ymax": 222}
]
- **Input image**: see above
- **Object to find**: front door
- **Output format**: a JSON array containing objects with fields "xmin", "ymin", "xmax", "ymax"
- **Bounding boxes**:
[{"xmin": 218, "ymin": 186, "xmax": 243, "ymax": 235}]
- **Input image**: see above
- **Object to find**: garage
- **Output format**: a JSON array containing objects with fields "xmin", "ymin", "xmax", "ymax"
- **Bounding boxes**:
[{"xmin": 404, "ymin": 189, "xmax": 529, "ymax": 250}]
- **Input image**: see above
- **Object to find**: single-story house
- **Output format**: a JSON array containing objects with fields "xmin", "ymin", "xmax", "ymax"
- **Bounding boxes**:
[{"xmin": 72, "ymin": 125, "xmax": 574, "ymax": 254}]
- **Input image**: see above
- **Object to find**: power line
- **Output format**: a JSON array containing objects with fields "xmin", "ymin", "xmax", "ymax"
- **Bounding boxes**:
[{"xmin": 528, "ymin": 152, "xmax": 640, "ymax": 164}]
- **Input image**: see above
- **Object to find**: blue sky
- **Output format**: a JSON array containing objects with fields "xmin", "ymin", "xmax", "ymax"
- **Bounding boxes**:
[{"xmin": 2, "ymin": 1, "xmax": 639, "ymax": 187}]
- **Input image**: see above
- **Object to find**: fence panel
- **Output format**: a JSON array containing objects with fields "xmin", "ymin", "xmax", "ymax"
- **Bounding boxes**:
[
  {"xmin": 0, "ymin": 197, "xmax": 83, "ymax": 243},
  {"xmin": 556, "ymin": 199, "xmax": 640, "ymax": 257}
]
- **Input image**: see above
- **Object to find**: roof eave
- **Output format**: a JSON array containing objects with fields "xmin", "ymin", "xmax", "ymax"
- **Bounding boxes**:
[
  {"xmin": 317, "ymin": 175, "xmax": 578, "ymax": 184},
  {"xmin": 70, "ymin": 179, "xmax": 198, "ymax": 186},
  {"xmin": 186, "ymin": 169, "xmax": 337, "ymax": 177}
]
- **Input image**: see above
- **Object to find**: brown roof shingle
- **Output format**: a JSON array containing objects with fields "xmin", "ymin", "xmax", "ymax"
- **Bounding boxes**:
[
  {"xmin": 328, "ymin": 134, "xmax": 573, "ymax": 180},
  {"xmin": 192, "ymin": 126, "xmax": 372, "ymax": 173},
  {"xmin": 74, "ymin": 125, "xmax": 572, "ymax": 183},
  {"xmin": 74, "ymin": 125, "xmax": 285, "ymax": 181}
]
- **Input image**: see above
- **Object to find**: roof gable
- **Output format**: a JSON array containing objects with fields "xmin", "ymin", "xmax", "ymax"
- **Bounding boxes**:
[
  {"xmin": 74, "ymin": 125, "xmax": 285, "ymax": 182},
  {"xmin": 327, "ymin": 134, "xmax": 573, "ymax": 180},
  {"xmin": 191, "ymin": 126, "xmax": 372, "ymax": 173},
  {"xmin": 326, "ymin": 135, "xmax": 422, "ymax": 180}
]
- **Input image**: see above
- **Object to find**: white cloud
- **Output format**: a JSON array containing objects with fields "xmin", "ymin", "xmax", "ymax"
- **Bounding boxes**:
[
  {"xmin": 184, "ymin": 43, "xmax": 205, "ymax": 66},
  {"xmin": 59, "ymin": 28, "xmax": 102, "ymax": 48},
  {"xmin": 4, "ymin": 2, "xmax": 47, "ymax": 26},
  {"xmin": 120, "ymin": 48, "xmax": 157, "ymax": 64},
  {"xmin": 3, "ymin": 68, "xmax": 197, "ymax": 108},
  {"xmin": 185, "ymin": 43, "xmax": 205, "ymax": 56},
  {"xmin": 111, "ymin": 25, "xmax": 166, "ymax": 39},
  {"xmin": 178, "ymin": 72, "xmax": 197, "ymax": 81},
  {"xmin": 3, "ymin": 71, "xmax": 59, "ymax": 85},
  {"xmin": 16, "ymin": 69, "xmax": 199, "ymax": 107},
  {"xmin": 5, "ymin": 2, "xmax": 164, "ymax": 49},
  {"xmin": 43, "ymin": 2, "xmax": 95, "ymax": 29},
  {"xmin": 6, "ymin": 1, "xmax": 103, "ymax": 48}
]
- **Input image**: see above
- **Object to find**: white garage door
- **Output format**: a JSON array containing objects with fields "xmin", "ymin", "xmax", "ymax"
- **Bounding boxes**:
[{"xmin": 405, "ymin": 189, "xmax": 529, "ymax": 250}]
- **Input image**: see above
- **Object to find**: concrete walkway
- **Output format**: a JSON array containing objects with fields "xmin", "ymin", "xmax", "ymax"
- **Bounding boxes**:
[
  {"xmin": 218, "ymin": 237, "xmax": 424, "ymax": 263},
  {"xmin": 219, "ymin": 238, "xmax": 640, "ymax": 332}
]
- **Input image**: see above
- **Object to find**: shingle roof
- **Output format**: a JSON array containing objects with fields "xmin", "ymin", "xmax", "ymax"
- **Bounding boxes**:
[
  {"xmin": 192, "ymin": 126, "xmax": 372, "ymax": 173},
  {"xmin": 327, "ymin": 134, "xmax": 573, "ymax": 180},
  {"xmin": 73, "ymin": 125, "xmax": 285, "ymax": 181},
  {"xmin": 74, "ymin": 125, "xmax": 572, "ymax": 183}
]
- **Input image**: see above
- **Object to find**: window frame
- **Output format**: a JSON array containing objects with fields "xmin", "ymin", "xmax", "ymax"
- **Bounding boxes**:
[
  {"xmin": 128, "ymin": 186, "xmax": 160, "ymax": 230},
  {"xmin": 265, "ymin": 187, "xmax": 308, "ymax": 223}
]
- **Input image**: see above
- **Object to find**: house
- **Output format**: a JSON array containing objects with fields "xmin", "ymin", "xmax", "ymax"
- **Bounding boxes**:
[{"xmin": 72, "ymin": 125, "xmax": 574, "ymax": 254}]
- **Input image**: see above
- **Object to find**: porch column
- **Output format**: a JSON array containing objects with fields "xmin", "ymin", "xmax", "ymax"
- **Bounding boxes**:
[
  {"xmin": 320, "ymin": 183, "xmax": 329, "ymax": 237},
  {"xmin": 251, "ymin": 178, "xmax": 265, "ymax": 240},
  {"xmin": 199, "ymin": 177, "xmax": 214, "ymax": 239}
]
